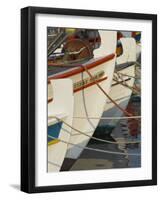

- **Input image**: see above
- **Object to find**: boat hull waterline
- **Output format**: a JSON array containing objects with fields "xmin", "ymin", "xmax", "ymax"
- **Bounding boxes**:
[
  {"xmin": 48, "ymin": 54, "xmax": 116, "ymax": 160},
  {"xmin": 48, "ymin": 79, "xmax": 74, "ymax": 172},
  {"xmin": 102, "ymin": 37, "xmax": 136, "ymax": 127}
]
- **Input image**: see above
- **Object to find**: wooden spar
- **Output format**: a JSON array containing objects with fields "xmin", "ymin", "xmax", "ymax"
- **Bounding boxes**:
[
  {"xmin": 112, "ymin": 78, "xmax": 131, "ymax": 87},
  {"xmin": 113, "ymin": 73, "xmax": 140, "ymax": 94},
  {"xmin": 113, "ymin": 77, "xmax": 140, "ymax": 94},
  {"xmin": 115, "ymin": 71, "xmax": 139, "ymax": 79}
]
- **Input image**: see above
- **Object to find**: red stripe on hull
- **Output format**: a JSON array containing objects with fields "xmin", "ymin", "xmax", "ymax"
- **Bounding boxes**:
[
  {"xmin": 73, "ymin": 76, "xmax": 107, "ymax": 93},
  {"xmin": 48, "ymin": 76, "xmax": 107, "ymax": 103},
  {"xmin": 48, "ymin": 53, "xmax": 115, "ymax": 81}
]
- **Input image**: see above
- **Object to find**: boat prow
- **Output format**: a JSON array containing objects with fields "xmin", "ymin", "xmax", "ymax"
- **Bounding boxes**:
[
  {"xmin": 48, "ymin": 79, "xmax": 74, "ymax": 172},
  {"xmin": 116, "ymin": 37, "xmax": 136, "ymax": 66},
  {"xmin": 48, "ymin": 30, "xmax": 117, "ymax": 167},
  {"xmin": 102, "ymin": 37, "xmax": 137, "ymax": 127},
  {"xmin": 65, "ymin": 31, "xmax": 117, "ymax": 161},
  {"xmin": 94, "ymin": 31, "xmax": 117, "ymax": 57}
]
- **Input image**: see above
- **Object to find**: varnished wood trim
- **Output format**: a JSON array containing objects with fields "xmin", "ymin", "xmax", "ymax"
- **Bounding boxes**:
[
  {"xmin": 48, "ymin": 76, "xmax": 107, "ymax": 103},
  {"xmin": 74, "ymin": 76, "xmax": 107, "ymax": 93},
  {"xmin": 48, "ymin": 53, "xmax": 115, "ymax": 81}
]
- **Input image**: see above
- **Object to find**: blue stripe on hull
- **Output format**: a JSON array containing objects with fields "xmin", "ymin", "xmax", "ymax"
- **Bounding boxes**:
[{"xmin": 48, "ymin": 122, "xmax": 63, "ymax": 143}]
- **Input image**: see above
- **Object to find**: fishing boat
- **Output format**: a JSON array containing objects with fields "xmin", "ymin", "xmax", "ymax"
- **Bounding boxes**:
[
  {"xmin": 117, "ymin": 31, "xmax": 141, "ymax": 62},
  {"xmin": 47, "ymin": 30, "xmax": 117, "ymax": 166},
  {"xmin": 101, "ymin": 37, "xmax": 137, "ymax": 127},
  {"xmin": 132, "ymin": 31, "xmax": 141, "ymax": 62},
  {"xmin": 48, "ymin": 79, "xmax": 74, "ymax": 172}
]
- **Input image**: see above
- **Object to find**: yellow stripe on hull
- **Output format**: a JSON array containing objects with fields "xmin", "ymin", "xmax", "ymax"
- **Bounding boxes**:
[{"xmin": 48, "ymin": 139, "xmax": 60, "ymax": 146}]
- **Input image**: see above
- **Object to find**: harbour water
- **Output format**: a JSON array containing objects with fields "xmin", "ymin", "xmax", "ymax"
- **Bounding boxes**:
[{"xmin": 62, "ymin": 94, "xmax": 141, "ymax": 171}]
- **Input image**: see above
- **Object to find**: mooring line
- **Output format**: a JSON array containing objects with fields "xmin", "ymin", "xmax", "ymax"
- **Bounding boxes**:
[
  {"xmin": 72, "ymin": 116, "xmax": 141, "ymax": 120},
  {"xmin": 82, "ymin": 64, "xmax": 133, "ymax": 117},
  {"xmin": 48, "ymin": 160, "xmax": 61, "ymax": 167},
  {"xmin": 50, "ymin": 116, "xmax": 140, "ymax": 144},
  {"xmin": 114, "ymin": 71, "xmax": 139, "ymax": 79},
  {"xmin": 113, "ymin": 73, "xmax": 140, "ymax": 94},
  {"xmin": 48, "ymin": 135, "xmax": 140, "ymax": 156}
]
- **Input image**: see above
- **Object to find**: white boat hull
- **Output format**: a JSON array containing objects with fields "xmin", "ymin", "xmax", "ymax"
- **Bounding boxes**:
[
  {"xmin": 66, "ymin": 57, "xmax": 116, "ymax": 159},
  {"xmin": 48, "ymin": 79, "xmax": 74, "ymax": 172},
  {"xmin": 136, "ymin": 43, "xmax": 141, "ymax": 62},
  {"xmin": 101, "ymin": 37, "xmax": 136, "ymax": 127},
  {"xmin": 102, "ymin": 64, "xmax": 135, "ymax": 127},
  {"xmin": 48, "ymin": 30, "xmax": 117, "ymax": 161}
]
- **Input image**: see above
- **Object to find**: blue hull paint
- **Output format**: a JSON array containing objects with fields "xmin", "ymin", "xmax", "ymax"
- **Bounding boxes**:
[{"xmin": 48, "ymin": 122, "xmax": 63, "ymax": 142}]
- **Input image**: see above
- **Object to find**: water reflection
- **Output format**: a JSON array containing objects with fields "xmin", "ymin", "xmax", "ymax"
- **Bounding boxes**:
[{"xmin": 69, "ymin": 95, "xmax": 141, "ymax": 171}]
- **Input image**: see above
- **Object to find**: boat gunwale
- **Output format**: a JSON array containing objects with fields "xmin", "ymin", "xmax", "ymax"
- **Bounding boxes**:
[
  {"xmin": 48, "ymin": 76, "xmax": 108, "ymax": 103},
  {"xmin": 48, "ymin": 53, "xmax": 115, "ymax": 81}
]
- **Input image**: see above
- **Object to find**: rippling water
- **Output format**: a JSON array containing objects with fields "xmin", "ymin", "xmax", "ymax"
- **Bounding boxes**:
[
  {"xmin": 68, "ymin": 94, "xmax": 141, "ymax": 171},
  {"xmin": 61, "ymin": 63, "xmax": 141, "ymax": 171}
]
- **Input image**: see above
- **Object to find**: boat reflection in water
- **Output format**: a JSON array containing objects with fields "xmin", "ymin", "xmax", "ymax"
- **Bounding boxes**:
[{"xmin": 65, "ymin": 94, "xmax": 141, "ymax": 171}]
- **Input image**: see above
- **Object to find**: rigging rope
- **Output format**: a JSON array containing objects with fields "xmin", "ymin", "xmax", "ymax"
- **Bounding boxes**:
[
  {"xmin": 113, "ymin": 74, "xmax": 140, "ymax": 94},
  {"xmin": 114, "ymin": 71, "xmax": 139, "ymax": 79},
  {"xmin": 48, "ymin": 135, "xmax": 140, "ymax": 156},
  {"xmin": 50, "ymin": 116, "xmax": 140, "ymax": 144},
  {"xmin": 82, "ymin": 64, "xmax": 133, "ymax": 117},
  {"xmin": 72, "ymin": 116, "xmax": 141, "ymax": 120},
  {"xmin": 48, "ymin": 160, "xmax": 61, "ymax": 167}
]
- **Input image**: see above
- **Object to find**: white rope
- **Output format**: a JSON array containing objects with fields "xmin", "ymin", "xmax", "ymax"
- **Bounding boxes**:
[
  {"xmin": 72, "ymin": 116, "xmax": 141, "ymax": 120},
  {"xmin": 48, "ymin": 160, "xmax": 61, "ymax": 167},
  {"xmin": 82, "ymin": 64, "xmax": 133, "ymax": 117},
  {"xmin": 48, "ymin": 135, "xmax": 140, "ymax": 156},
  {"xmin": 49, "ymin": 116, "xmax": 140, "ymax": 144}
]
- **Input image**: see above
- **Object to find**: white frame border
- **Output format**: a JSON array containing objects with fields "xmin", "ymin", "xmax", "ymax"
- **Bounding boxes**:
[{"xmin": 35, "ymin": 13, "xmax": 152, "ymax": 187}]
